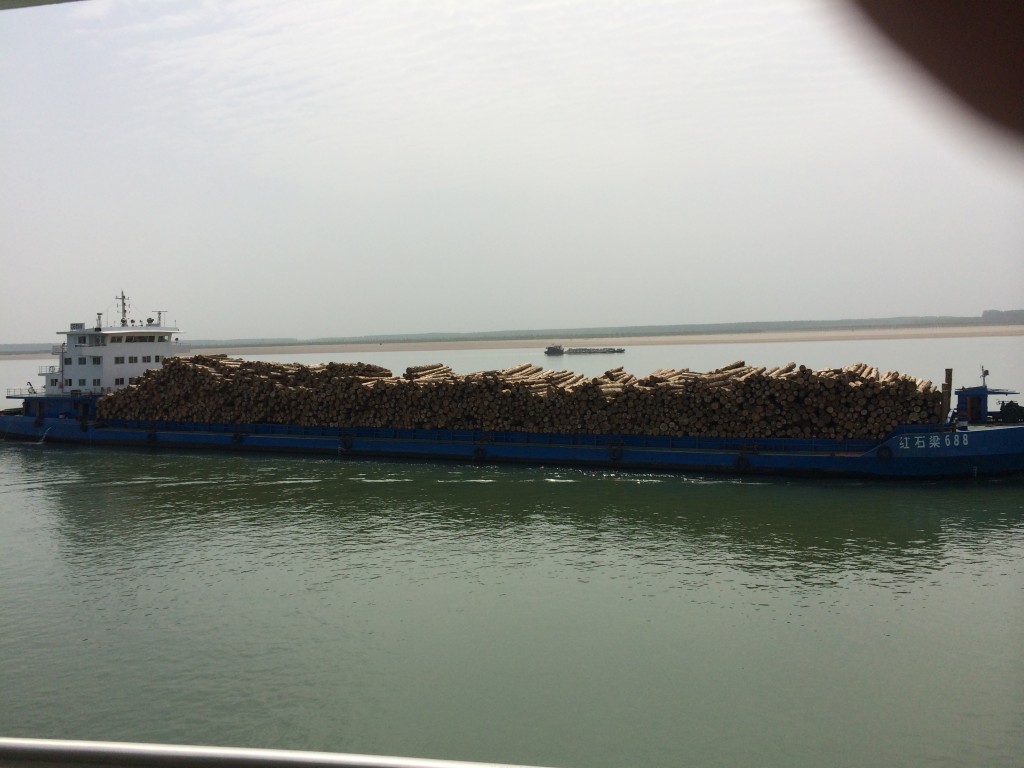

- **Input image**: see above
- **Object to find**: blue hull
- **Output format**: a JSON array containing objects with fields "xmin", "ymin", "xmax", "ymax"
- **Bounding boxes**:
[{"xmin": 3, "ymin": 412, "xmax": 1023, "ymax": 478}]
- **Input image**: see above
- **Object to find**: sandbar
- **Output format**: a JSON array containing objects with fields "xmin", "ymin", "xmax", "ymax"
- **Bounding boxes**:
[
  {"xmin": 198, "ymin": 325, "xmax": 1022, "ymax": 357},
  {"xmin": 3, "ymin": 325, "xmax": 1020, "ymax": 361}
]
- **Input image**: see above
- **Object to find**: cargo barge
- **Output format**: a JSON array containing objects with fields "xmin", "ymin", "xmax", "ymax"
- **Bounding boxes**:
[
  {"xmin": 3, "ymin": 298, "xmax": 1023, "ymax": 478},
  {"xmin": 545, "ymin": 344, "xmax": 624, "ymax": 355}
]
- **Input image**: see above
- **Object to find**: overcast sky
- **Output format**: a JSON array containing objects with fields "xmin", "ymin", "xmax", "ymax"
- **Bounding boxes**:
[{"xmin": 2, "ymin": 0, "xmax": 1022, "ymax": 343}]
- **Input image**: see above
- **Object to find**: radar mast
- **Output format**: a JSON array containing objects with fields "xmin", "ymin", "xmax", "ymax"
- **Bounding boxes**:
[{"xmin": 116, "ymin": 291, "xmax": 129, "ymax": 327}]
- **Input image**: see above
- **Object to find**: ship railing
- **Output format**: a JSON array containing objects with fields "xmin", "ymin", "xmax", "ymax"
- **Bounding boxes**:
[
  {"xmin": 6, "ymin": 388, "xmax": 39, "ymax": 397},
  {"xmin": 38, "ymin": 365, "xmax": 59, "ymax": 375},
  {"xmin": 7, "ymin": 388, "xmax": 106, "ymax": 398},
  {"xmin": 0, "ymin": 738, "xmax": 549, "ymax": 768}
]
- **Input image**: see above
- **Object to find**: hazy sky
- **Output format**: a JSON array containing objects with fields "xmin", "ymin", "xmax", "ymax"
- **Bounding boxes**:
[{"xmin": 2, "ymin": 0, "xmax": 1022, "ymax": 343}]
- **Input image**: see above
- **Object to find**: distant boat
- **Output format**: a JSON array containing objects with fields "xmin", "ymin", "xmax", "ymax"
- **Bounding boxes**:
[{"xmin": 544, "ymin": 344, "xmax": 624, "ymax": 356}]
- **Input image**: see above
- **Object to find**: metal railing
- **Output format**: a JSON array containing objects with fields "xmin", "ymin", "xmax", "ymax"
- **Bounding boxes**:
[
  {"xmin": 0, "ymin": 739, "xmax": 550, "ymax": 768},
  {"xmin": 5, "ymin": 388, "xmax": 108, "ymax": 398}
]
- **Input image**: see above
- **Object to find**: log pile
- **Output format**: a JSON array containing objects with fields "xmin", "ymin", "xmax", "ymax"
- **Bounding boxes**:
[{"xmin": 95, "ymin": 355, "xmax": 944, "ymax": 440}]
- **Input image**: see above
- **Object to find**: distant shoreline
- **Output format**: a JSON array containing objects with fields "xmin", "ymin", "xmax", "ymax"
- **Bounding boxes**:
[
  {"xmin": 200, "ymin": 324, "xmax": 1024, "ymax": 356},
  {"xmin": 3, "ymin": 324, "xmax": 1020, "ymax": 361}
]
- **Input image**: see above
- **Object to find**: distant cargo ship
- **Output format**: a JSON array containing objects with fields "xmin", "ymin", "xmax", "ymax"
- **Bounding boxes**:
[{"xmin": 544, "ymin": 344, "xmax": 624, "ymax": 355}]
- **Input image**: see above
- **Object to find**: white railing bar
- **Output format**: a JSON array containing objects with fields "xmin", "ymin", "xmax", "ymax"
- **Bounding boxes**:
[{"xmin": 0, "ymin": 738, "xmax": 552, "ymax": 768}]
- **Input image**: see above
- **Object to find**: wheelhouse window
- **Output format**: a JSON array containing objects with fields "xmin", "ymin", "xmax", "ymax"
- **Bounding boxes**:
[
  {"xmin": 142, "ymin": 356, "xmax": 151, "ymax": 363},
  {"xmin": 77, "ymin": 379, "xmax": 85, "ymax": 386},
  {"xmin": 154, "ymin": 355, "xmax": 162, "ymax": 362},
  {"xmin": 91, "ymin": 357, "xmax": 102, "ymax": 365},
  {"xmin": 92, "ymin": 379, "xmax": 101, "ymax": 386},
  {"xmin": 128, "ymin": 356, "xmax": 138, "ymax": 364},
  {"xmin": 78, "ymin": 357, "xmax": 86, "ymax": 366},
  {"xmin": 114, "ymin": 357, "xmax": 124, "ymax": 364},
  {"xmin": 111, "ymin": 336, "xmax": 123, "ymax": 343},
  {"xmin": 64, "ymin": 357, "xmax": 72, "ymax": 365},
  {"xmin": 114, "ymin": 378, "xmax": 124, "ymax": 385}
]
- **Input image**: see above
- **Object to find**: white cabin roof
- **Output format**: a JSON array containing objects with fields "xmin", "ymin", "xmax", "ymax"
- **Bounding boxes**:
[{"xmin": 59, "ymin": 324, "xmax": 180, "ymax": 336}]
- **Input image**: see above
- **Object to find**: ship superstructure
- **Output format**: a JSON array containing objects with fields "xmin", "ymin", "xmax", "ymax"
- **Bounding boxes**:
[{"xmin": 35, "ymin": 292, "xmax": 187, "ymax": 396}]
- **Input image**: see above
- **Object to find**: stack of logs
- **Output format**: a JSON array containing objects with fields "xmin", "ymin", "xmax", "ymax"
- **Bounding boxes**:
[{"xmin": 95, "ymin": 356, "xmax": 945, "ymax": 440}]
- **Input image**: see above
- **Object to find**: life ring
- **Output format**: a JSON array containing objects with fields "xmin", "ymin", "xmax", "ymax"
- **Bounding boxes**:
[{"xmin": 877, "ymin": 445, "xmax": 893, "ymax": 460}]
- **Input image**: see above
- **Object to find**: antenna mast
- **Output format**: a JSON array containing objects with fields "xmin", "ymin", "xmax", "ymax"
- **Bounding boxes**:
[{"xmin": 116, "ymin": 291, "xmax": 129, "ymax": 327}]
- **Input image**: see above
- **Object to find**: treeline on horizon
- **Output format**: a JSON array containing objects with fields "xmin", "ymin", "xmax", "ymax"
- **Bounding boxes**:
[{"xmin": 3, "ymin": 309, "xmax": 1023, "ymax": 353}]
